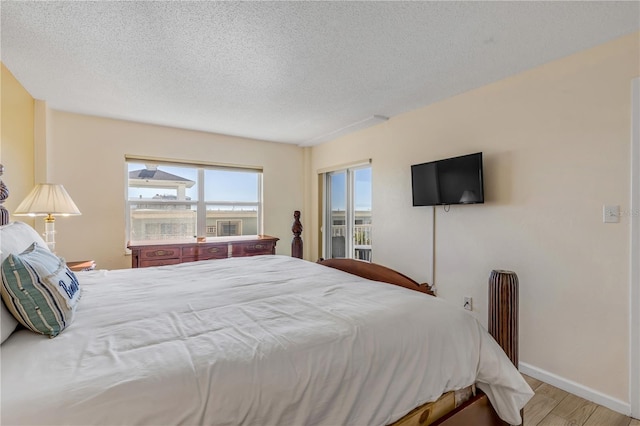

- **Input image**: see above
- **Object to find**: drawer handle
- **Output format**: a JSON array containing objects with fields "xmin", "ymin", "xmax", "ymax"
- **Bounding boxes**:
[
  {"xmin": 147, "ymin": 249, "xmax": 176, "ymax": 257},
  {"xmin": 254, "ymin": 244, "xmax": 264, "ymax": 249},
  {"xmin": 208, "ymin": 248, "xmax": 219, "ymax": 253}
]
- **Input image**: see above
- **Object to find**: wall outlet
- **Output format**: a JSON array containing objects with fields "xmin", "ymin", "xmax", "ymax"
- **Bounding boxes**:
[
  {"xmin": 463, "ymin": 296, "xmax": 473, "ymax": 311},
  {"xmin": 603, "ymin": 205, "xmax": 620, "ymax": 223}
]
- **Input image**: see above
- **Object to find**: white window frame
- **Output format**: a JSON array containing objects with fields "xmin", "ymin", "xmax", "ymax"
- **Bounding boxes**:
[{"xmin": 125, "ymin": 158, "xmax": 262, "ymax": 243}]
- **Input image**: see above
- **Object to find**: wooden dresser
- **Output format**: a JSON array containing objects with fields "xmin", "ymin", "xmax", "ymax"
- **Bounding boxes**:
[{"xmin": 127, "ymin": 235, "xmax": 279, "ymax": 268}]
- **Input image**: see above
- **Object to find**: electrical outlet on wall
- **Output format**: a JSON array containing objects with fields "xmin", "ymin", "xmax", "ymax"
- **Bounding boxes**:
[
  {"xmin": 603, "ymin": 205, "xmax": 620, "ymax": 223},
  {"xmin": 463, "ymin": 296, "xmax": 472, "ymax": 311}
]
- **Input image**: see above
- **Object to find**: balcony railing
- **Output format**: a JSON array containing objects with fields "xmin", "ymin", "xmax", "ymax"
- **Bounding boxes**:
[
  {"xmin": 331, "ymin": 224, "xmax": 372, "ymax": 261},
  {"xmin": 331, "ymin": 224, "xmax": 371, "ymax": 244}
]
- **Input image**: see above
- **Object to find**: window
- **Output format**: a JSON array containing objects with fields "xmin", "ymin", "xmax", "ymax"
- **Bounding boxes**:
[
  {"xmin": 324, "ymin": 165, "xmax": 372, "ymax": 260},
  {"xmin": 216, "ymin": 220, "xmax": 242, "ymax": 237},
  {"xmin": 127, "ymin": 160, "xmax": 261, "ymax": 242}
]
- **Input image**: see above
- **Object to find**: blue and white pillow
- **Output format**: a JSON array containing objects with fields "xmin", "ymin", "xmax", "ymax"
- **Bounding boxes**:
[
  {"xmin": 0, "ymin": 222, "xmax": 53, "ymax": 343},
  {"xmin": 1, "ymin": 243, "xmax": 81, "ymax": 338}
]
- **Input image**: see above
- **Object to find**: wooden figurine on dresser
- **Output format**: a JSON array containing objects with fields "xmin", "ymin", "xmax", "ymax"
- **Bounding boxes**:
[{"xmin": 291, "ymin": 210, "xmax": 303, "ymax": 259}]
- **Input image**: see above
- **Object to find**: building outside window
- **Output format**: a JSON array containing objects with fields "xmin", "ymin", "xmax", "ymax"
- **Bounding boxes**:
[
  {"xmin": 216, "ymin": 220, "xmax": 242, "ymax": 237},
  {"xmin": 126, "ymin": 160, "xmax": 262, "ymax": 242}
]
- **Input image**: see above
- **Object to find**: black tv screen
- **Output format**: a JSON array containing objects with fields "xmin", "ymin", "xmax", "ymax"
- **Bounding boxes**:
[{"xmin": 411, "ymin": 152, "xmax": 484, "ymax": 206}]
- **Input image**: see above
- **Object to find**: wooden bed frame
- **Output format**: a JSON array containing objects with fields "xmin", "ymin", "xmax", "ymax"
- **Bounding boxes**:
[{"xmin": 0, "ymin": 167, "xmax": 513, "ymax": 426}]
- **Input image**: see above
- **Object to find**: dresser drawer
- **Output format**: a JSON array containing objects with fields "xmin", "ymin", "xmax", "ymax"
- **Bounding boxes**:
[
  {"xmin": 182, "ymin": 244, "xmax": 228, "ymax": 260},
  {"xmin": 231, "ymin": 241, "xmax": 276, "ymax": 257},
  {"xmin": 198, "ymin": 245, "xmax": 228, "ymax": 260},
  {"xmin": 137, "ymin": 247, "xmax": 181, "ymax": 261},
  {"xmin": 139, "ymin": 258, "xmax": 182, "ymax": 268}
]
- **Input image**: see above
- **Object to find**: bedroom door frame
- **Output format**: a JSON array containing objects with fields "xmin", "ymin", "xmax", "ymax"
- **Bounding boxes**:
[{"xmin": 631, "ymin": 76, "xmax": 639, "ymax": 419}]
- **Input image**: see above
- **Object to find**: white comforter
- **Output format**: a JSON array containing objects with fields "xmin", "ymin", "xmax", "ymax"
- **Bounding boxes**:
[{"xmin": 1, "ymin": 255, "xmax": 532, "ymax": 425}]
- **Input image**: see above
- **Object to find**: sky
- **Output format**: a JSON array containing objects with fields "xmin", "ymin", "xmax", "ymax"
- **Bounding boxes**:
[
  {"xmin": 128, "ymin": 163, "xmax": 259, "ymax": 202},
  {"xmin": 330, "ymin": 167, "xmax": 372, "ymax": 211}
]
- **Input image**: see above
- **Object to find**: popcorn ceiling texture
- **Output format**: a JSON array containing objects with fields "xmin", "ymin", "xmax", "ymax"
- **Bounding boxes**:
[{"xmin": 1, "ymin": 1, "xmax": 638, "ymax": 145}]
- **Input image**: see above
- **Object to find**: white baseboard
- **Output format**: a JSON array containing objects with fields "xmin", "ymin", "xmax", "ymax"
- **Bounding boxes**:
[{"xmin": 519, "ymin": 362, "xmax": 631, "ymax": 416}]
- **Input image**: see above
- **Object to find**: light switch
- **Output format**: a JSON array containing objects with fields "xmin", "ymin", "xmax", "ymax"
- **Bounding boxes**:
[{"xmin": 603, "ymin": 205, "xmax": 620, "ymax": 223}]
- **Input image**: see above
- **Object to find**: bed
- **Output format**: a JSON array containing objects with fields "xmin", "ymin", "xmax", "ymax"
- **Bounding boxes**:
[{"xmin": 0, "ymin": 166, "xmax": 533, "ymax": 425}]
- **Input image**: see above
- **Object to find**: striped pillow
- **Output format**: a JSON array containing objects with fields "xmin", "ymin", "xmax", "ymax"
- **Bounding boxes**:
[{"xmin": 1, "ymin": 243, "xmax": 81, "ymax": 338}]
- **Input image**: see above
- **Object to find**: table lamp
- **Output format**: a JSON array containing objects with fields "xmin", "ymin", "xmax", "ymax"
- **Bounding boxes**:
[{"xmin": 14, "ymin": 184, "xmax": 81, "ymax": 251}]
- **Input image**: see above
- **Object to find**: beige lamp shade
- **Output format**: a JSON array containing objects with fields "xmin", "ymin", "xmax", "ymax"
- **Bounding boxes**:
[
  {"xmin": 14, "ymin": 184, "xmax": 81, "ymax": 217},
  {"xmin": 13, "ymin": 184, "xmax": 80, "ymax": 252}
]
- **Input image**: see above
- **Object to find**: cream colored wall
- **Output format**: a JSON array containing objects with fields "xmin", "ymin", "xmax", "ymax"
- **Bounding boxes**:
[
  {"xmin": 0, "ymin": 63, "xmax": 35, "ymax": 225},
  {"xmin": 45, "ymin": 111, "xmax": 304, "ymax": 269},
  {"xmin": 308, "ymin": 32, "xmax": 640, "ymax": 402}
]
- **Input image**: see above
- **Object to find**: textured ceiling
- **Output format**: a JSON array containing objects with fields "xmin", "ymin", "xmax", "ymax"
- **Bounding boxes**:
[{"xmin": 2, "ymin": 1, "xmax": 639, "ymax": 146}]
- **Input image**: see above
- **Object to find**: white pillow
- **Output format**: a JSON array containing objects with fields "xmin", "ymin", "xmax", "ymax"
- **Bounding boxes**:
[
  {"xmin": 0, "ymin": 222, "xmax": 50, "ymax": 344},
  {"xmin": 1, "ymin": 302, "xmax": 18, "ymax": 344},
  {"xmin": 0, "ymin": 221, "xmax": 50, "ymax": 264}
]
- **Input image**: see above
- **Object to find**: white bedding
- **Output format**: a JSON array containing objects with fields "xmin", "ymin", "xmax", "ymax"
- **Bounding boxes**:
[{"xmin": 1, "ymin": 255, "xmax": 533, "ymax": 425}]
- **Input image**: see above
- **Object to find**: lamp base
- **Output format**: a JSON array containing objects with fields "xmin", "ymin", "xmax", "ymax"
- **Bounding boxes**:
[{"xmin": 44, "ymin": 215, "xmax": 56, "ymax": 252}]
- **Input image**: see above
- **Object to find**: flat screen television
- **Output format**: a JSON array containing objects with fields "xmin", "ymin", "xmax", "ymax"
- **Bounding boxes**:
[{"xmin": 411, "ymin": 152, "xmax": 484, "ymax": 206}]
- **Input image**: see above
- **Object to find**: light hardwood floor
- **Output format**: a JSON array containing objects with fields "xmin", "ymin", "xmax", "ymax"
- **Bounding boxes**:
[{"xmin": 522, "ymin": 374, "xmax": 639, "ymax": 426}]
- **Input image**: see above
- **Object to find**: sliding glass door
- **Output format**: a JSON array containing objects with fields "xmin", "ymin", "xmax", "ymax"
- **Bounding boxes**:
[{"xmin": 324, "ymin": 165, "xmax": 372, "ymax": 260}]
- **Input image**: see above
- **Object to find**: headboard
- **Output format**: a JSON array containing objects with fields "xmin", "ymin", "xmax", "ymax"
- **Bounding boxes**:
[{"xmin": 0, "ymin": 164, "xmax": 9, "ymax": 226}]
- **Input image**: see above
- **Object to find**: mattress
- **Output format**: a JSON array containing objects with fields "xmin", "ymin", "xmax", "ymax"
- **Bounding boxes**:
[{"xmin": 1, "ymin": 255, "xmax": 533, "ymax": 425}]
